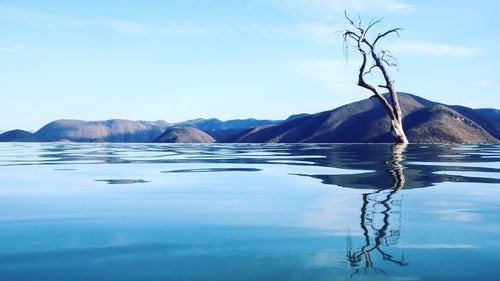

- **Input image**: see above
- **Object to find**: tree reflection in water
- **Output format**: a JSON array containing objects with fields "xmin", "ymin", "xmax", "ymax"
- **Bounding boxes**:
[{"xmin": 345, "ymin": 144, "xmax": 409, "ymax": 276}]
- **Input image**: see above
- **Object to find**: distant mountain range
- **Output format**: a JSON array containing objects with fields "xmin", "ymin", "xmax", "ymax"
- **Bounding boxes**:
[
  {"xmin": 0, "ymin": 93, "xmax": 498, "ymax": 144},
  {"xmin": 0, "ymin": 117, "xmax": 281, "ymax": 143},
  {"xmin": 174, "ymin": 118, "xmax": 284, "ymax": 142}
]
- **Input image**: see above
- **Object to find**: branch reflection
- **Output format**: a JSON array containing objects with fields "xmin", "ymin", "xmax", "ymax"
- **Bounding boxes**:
[{"xmin": 345, "ymin": 144, "xmax": 409, "ymax": 276}]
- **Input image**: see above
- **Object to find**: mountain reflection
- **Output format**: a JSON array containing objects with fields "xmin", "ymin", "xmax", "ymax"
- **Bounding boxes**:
[
  {"xmin": 4, "ymin": 143, "xmax": 500, "ymax": 192},
  {"xmin": 293, "ymin": 144, "xmax": 500, "ymax": 189}
]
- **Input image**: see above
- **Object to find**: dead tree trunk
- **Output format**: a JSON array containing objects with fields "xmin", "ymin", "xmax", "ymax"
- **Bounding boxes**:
[{"xmin": 343, "ymin": 12, "xmax": 409, "ymax": 144}]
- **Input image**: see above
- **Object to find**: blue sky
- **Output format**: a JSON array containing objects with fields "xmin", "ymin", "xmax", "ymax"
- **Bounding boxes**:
[{"xmin": 0, "ymin": 0, "xmax": 498, "ymax": 130}]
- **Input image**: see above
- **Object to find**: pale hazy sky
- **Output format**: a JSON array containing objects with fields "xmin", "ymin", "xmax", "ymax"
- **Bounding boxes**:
[{"xmin": 1, "ymin": 0, "xmax": 498, "ymax": 130}]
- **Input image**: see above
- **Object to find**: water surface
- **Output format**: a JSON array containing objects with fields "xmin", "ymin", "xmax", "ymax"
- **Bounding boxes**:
[{"xmin": 0, "ymin": 143, "xmax": 499, "ymax": 281}]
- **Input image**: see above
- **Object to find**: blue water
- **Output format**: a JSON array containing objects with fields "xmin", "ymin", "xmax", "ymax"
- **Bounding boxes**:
[{"xmin": 0, "ymin": 143, "xmax": 499, "ymax": 281}]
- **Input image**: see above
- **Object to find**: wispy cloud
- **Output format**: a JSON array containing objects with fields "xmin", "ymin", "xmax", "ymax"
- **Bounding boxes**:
[
  {"xmin": 288, "ymin": 59, "xmax": 362, "ymax": 95},
  {"xmin": 470, "ymin": 80, "xmax": 492, "ymax": 87},
  {"xmin": 0, "ymin": 5, "xmax": 211, "ymax": 37},
  {"xmin": 84, "ymin": 19, "xmax": 211, "ymax": 36},
  {"xmin": 0, "ymin": 45, "xmax": 89, "ymax": 63},
  {"xmin": 265, "ymin": 0, "xmax": 416, "ymax": 17},
  {"xmin": 77, "ymin": 19, "xmax": 147, "ymax": 35},
  {"xmin": 255, "ymin": 0, "xmax": 415, "ymax": 44},
  {"xmin": 391, "ymin": 41, "xmax": 485, "ymax": 58},
  {"xmin": 250, "ymin": 22, "xmax": 343, "ymax": 44}
]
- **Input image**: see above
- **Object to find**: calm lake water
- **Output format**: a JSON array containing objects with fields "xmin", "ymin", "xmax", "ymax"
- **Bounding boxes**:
[{"xmin": 0, "ymin": 143, "xmax": 499, "ymax": 281}]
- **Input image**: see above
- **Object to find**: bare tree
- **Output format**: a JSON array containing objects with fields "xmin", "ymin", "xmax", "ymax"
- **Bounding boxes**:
[{"xmin": 343, "ymin": 12, "xmax": 409, "ymax": 143}]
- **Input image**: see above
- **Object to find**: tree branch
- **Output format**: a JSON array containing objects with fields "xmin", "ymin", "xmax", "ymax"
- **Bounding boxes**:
[
  {"xmin": 355, "ymin": 42, "xmax": 397, "ymax": 120},
  {"xmin": 373, "ymin": 28, "xmax": 403, "ymax": 47},
  {"xmin": 366, "ymin": 18, "xmax": 382, "ymax": 34},
  {"xmin": 364, "ymin": 64, "xmax": 378, "ymax": 75},
  {"xmin": 344, "ymin": 11, "xmax": 364, "ymax": 34}
]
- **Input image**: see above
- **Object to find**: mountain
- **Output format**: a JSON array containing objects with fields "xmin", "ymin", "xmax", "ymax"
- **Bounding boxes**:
[
  {"xmin": 477, "ymin": 108, "xmax": 500, "ymax": 120},
  {"xmin": 449, "ymin": 106, "xmax": 500, "ymax": 140},
  {"xmin": 404, "ymin": 105, "xmax": 497, "ymax": 143},
  {"xmin": 283, "ymin": 113, "xmax": 310, "ymax": 122},
  {"xmin": 178, "ymin": 118, "xmax": 281, "ymax": 142},
  {"xmin": 154, "ymin": 126, "xmax": 215, "ymax": 143},
  {"xmin": 227, "ymin": 93, "xmax": 499, "ymax": 144},
  {"xmin": 179, "ymin": 118, "xmax": 280, "ymax": 131},
  {"xmin": 0, "ymin": 130, "xmax": 45, "ymax": 142},
  {"xmin": 35, "ymin": 119, "xmax": 171, "ymax": 142}
]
